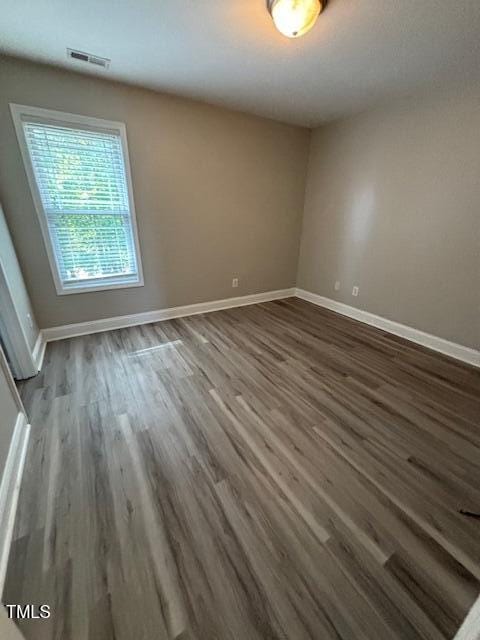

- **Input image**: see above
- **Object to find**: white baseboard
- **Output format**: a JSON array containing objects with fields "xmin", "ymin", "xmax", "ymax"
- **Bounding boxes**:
[
  {"xmin": 39, "ymin": 286, "xmax": 478, "ymax": 368},
  {"xmin": 32, "ymin": 330, "xmax": 46, "ymax": 372},
  {"xmin": 42, "ymin": 288, "xmax": 296, "ymax": 342},
  {"xmin": 455, "ymin": 595, "xmax": 480, "ymax": 640},
  {"xmin": 0, "ymin": 412, "xmax": 30, "ymax": 597},
  {"xmin": 295, "ymin": 288, "xmax": 480, "ymax": 368}
]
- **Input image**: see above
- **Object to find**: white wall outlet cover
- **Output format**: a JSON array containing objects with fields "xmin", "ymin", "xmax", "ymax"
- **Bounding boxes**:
[
  {"xmin": 352, "ymin": 286, "xmax": 359, "ymax": 296},
  {"xmin": 232, "ymin": 278, "xmax": 239, "ymax": 288},
  {"xmin": 334, "ymin": 281, "xmax": 340, "ymax": 291}
]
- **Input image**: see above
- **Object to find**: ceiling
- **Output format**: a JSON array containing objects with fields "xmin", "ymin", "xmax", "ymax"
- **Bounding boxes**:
[{"xmin": 1, "ymin": 0, "xmax": 479, "ymax": 127}]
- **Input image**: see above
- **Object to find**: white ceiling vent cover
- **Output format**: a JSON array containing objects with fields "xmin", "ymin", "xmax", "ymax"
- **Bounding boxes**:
[{"xmin": 67, "ymin": 49, "xmax": 110, "ymax": 68}]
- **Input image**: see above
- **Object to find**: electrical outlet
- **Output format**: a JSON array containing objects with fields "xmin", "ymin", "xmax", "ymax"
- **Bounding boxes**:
[
  {"xmin": 27, "ymin": 313, "xmax": 34, "ymax": 328},
  {"xmin": 232, "ymin": 278, "xmax": 239, "ymax": 288},
  {"xmin": 334, "ymin": 281, "xmax": 340, "ymax": 291},
  {"xmin": 352, "ymin": 286, "xmax": 359, "ymax": 297}
]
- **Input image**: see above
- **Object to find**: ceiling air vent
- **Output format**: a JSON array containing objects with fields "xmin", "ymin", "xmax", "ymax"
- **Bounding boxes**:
[{"xmin": 67, "ymin": 49, "xmax": 110, "ymax": 68}]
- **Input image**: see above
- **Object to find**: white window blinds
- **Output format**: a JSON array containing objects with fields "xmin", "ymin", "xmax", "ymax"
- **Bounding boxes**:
[{"xmin": 17, "ymin": 112, "xmax": 142, "ymax": 293}]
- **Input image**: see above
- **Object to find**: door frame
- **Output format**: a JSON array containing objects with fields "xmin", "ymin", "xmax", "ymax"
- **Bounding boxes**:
[
  {"xmin": 0, "ymin": 262, "xmax": 37, "ymax": 380},
  {"xmin": 0, "ymin": 203, "xmax": 37, "ymax": 381}
]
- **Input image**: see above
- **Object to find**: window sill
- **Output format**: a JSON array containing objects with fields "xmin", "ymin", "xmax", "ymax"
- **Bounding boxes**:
[{"xmin": 56, "ymin": 277, "xmax": 144, "ymax": 296}]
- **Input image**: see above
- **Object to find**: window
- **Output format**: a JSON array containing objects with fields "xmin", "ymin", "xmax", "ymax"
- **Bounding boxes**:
[{"xmin": 10, "ymin": 104, "xmax": 143, "ymax": 295}]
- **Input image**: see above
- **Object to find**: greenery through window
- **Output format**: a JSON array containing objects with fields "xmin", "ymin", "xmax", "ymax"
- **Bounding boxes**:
[{"xmin": 19, "ymin": 114, "xmax": 141, "ymax": 292}]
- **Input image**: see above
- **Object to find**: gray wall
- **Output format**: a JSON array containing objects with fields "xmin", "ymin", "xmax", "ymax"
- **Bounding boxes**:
[
  {"xmin": 0, "ymin": 56, "xmax": 310, "ymax": 328},
  {"xmin": 0, "ymin": 605, "xmax": 26, "ymax": 640},
  {"xmin": 1, "ymin": 56, "xmax": 478, "ymax": 351},
  {"xmin": 297, "ymin": 89, "xmax": 480, "ymax": 350}
]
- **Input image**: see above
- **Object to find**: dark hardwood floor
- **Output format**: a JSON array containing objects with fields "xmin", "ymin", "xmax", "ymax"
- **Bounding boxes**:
[{"xmin": 5, "ymin": 298, "xmax": 480, "ymax": 640}]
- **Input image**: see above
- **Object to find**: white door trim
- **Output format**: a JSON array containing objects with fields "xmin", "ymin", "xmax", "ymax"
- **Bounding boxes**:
[
  {"xmin": 0, "ymin": 413, "xmax": 30, "ymax": 597},
  {"xmin": 0, "ymin": 263, "xmax": 37, "ymax": 379},
  {"xmin": 0, "ymin": 347, "xmax": 29, "ymax": 599}
]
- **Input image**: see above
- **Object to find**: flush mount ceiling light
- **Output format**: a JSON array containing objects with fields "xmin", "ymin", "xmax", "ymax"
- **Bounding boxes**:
[{"xmin": 267, "ymin": 0, "xmax": 327, "ymax": 38}]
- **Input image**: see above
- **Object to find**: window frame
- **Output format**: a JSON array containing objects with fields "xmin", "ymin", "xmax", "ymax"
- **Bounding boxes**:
[{"xmin": 10, "ymin": 103, "xmax": 144, "ymax": 296}]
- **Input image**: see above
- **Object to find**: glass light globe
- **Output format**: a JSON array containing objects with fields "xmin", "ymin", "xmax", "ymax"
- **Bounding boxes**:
[{"xmin": 270, "ymin": 0, "xmax": 322, "ymax": 38}]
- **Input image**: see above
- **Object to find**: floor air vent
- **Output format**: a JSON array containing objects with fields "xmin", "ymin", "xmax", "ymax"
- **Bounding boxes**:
[{"xmin": 67, "ymin": 49, "xmax": 110, "ymax": 68}]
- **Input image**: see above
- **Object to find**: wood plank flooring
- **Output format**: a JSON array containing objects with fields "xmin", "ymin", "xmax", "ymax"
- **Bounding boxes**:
[{"xmin": 5, "ymin": 298, "xmax": 480, "ymax": 640}]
